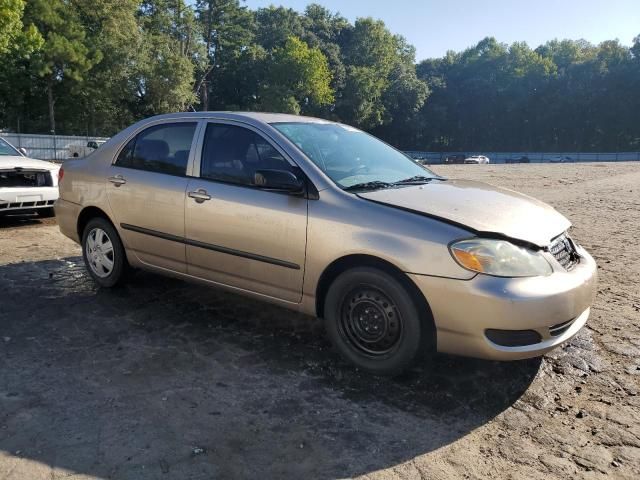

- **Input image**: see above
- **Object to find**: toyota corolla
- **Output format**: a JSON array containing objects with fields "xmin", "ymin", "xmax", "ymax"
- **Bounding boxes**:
[{"xmin": 55, "ymin": 112, "xmax": 597, "ymax": 375}]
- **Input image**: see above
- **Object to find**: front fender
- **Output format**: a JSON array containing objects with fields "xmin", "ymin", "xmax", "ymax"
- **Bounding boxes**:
[{"xmin": 304, "ymin": 190, "xmax": 476, "ymax": 297}]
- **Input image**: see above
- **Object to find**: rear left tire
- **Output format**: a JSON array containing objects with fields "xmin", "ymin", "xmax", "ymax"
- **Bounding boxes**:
[{"xmin": 81, "ymin": 217, "xmax": 129, "ymax": 288}]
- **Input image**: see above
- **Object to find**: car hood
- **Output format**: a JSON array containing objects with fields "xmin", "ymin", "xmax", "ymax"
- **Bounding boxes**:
[
  {"xmin": 0, "ymin": 155, "xmax": 59, "ymax": 171},
  {"xmin": 357, "ymin": 179, "xmax": 570, "ymax": 248}
]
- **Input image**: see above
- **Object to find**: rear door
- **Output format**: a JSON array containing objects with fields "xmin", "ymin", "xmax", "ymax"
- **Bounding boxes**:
[
  {"xmin": 184, "ymin": 121, "xmax": 308, "ymax": 303},
  {"xmin": 106, "ymin": 120, "xmax": 200, "ymax": 273}
]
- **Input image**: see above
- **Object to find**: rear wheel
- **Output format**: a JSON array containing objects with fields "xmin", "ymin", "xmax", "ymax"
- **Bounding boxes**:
[
  {"xmin": 324, "ymin": 267, "xmax": 429, "ymax": 376},
  {"xmin": 81, "ymin": 217, "xmax": 129, "ymax": 287}
]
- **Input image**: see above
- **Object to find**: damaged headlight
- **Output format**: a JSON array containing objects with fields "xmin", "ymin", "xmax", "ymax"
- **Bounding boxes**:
[{"xmin": 449, "ymin": 238, "xmax": 552, "ymax": 277}]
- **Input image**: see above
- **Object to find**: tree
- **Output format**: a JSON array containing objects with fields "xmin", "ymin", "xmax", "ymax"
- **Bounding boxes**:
[
  {"xmin": 72, "ymin": 0, "xmax": 143, "ymax": 134},
  {"xmin": 135, "ymin": 0, "xmax": 205, "ymax": 115},
  {"xmin": 255, "ymin": 6, "xmax": 304, "ymax": 51},
  {"xmin": 632, "ymin": 35, "xmax": 640, "ymax": 61},
  {"xmin": 337, "ymin": 18, "xmax": 403, "ymax": 129},
  {"xmin": 22, "ymin": 0, "xmax": 97, "ymax": 133},
  {"xmin": 194, "ymin": 0, "xmax": 254, "ymax": 110},
  {"xmin": 0, "ymin": 0, "xmax": 25, "ymax": 54},
  {"xmin": 1, "ymin": 1, "xmax": 639, "ymax": 152},
  {"xmin": 260, "ymin": 36, "xmax": 333, "ymax": 114},
  {"xmin": 300, "ymin": 4, "xmax": 348, "ymax": 117}
]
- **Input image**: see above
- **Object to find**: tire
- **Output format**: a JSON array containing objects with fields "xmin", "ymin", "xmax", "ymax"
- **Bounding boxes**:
[
  {"xmin": 324, "ymin": 267, "xmax": 430, "ymax": 376},
  {"xmin": 81, "ymin": 217, "xmax": 129, "ymax": 288},
  {"xmin": 37, "ymin": 207, "xmax": 55, "ymax": 218}
]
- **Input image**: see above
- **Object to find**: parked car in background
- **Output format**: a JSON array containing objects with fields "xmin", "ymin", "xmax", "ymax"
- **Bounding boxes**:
[
  {"xmin": 464, "ymin": 155, "xmax": 490, "ymax": 164},
  {"xmin": 56, "ymin": 112, "xmax": 597, "ymax": 376},
  {"xmin": 0, "ymin": 137, "xmax": 59, "ymax": 217},
  {"xmin": 443, "ymin": 154, "xmax": 466, "ymax": 164},
  {"xmin": 67, "ymin": 139, "xmax": 106, "ymax": 158},
  {"xmin": 549, "ymin": 155, "xmax": 573, "ymax": 163},
  {"xmin": 505, "ymin": 155, "xmax": 530, "ymax": 164}
]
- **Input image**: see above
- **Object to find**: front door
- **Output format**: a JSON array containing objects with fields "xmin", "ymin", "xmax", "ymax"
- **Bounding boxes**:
[
  {"xmin": 106, "ymin": 121, "xmax": 199, "ymax": 273},
  {"xmin": 185, "ymin": 122, "xmax": 307, "ymax": 303}
]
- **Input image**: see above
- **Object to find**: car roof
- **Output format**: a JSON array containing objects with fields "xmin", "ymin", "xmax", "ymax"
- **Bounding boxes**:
[{"xmin": 138, "ymin": 111, "xmax": 334, "ymax": 126}]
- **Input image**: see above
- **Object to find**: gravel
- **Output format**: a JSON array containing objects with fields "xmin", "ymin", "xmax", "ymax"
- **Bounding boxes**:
[{"xmin": 0, "ymin": 162, "xmax": 639, "ymax": 479}]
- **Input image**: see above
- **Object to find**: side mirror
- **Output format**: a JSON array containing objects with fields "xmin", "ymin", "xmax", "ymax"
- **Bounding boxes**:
[
  {"xmin": 254, "ymin": 169, "xmax": 304, "ymax": 194},
  {"xmin": 19, "ymin": 147, "xmax": 27, "ymax": 156}
]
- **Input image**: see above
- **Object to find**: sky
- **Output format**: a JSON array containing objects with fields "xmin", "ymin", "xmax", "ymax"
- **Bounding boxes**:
[{"xmin": 243, "ymin": 0, "xmax": 640, "ymax": 61}]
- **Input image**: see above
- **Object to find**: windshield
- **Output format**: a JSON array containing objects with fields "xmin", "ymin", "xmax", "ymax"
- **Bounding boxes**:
[
  {"xmin": 0, "ymin": 138, "xmax": 21, "ymax": 156},
  {"xmin": 271, "ymin": 122, "xmax": 438, "ymax": 189}
]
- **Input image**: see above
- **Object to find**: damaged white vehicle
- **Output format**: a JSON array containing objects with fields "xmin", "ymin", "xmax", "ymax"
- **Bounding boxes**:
[{"xmin": 0, "ymin": 138, "xmax": 59, "ymax": 217}]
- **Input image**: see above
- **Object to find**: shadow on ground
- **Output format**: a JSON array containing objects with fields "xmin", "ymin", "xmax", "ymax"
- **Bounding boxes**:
[
  {"xmin": 0, "ymin": 257, "xmax": 541, "ymax": 479},
  {"xmin": 0, "ymin": 214, "xmax": 52, "ymax": 229}
]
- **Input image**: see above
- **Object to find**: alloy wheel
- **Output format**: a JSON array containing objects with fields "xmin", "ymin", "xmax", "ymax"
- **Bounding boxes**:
[{"xmin": 86, "ymin": 227, "xmax": 115, "ymax": 278}]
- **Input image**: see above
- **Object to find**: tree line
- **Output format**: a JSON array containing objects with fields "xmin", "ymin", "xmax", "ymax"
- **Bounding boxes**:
[{"xmin": 1, "ymin": 0, "xmax": 639, "ymax": 152}]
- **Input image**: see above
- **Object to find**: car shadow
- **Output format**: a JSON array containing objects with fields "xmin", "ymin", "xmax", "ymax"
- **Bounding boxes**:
[
  {"xmin": 0, "ymin": 213, "xmax": 50, "ymax": 229},
  {"xmin": 0, "ymin": 257, "xmax": 541, "ymax": 479}
]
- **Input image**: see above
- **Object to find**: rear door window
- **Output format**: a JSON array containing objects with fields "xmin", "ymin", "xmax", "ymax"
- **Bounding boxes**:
[{"xmin": 115, "ymin": 122, "xmax": 197, "ymax": 176}]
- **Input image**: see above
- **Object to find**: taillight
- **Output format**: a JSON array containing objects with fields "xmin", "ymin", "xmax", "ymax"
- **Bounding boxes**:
[{"xmin": 58, "ymin": 167, "xmax": 64, "ymax": 183}]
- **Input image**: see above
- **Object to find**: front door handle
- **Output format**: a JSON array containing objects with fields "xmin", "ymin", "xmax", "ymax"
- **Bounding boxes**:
[
  {"xmin": 188, "ymin": 188, "xmax": 211, "ymax": 203},
  {"xmin": 108, "ymin": 175, "xmax": 126, "ymax": 187}
]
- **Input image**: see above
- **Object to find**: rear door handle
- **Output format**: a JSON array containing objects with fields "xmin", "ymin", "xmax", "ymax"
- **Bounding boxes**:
[
  {"xmin": 188, "ymin": 188, "xmax": 211, "ymax": 203},
  {"xmin": 108, "ymin": 175, "xmax": 126, "ymax": 186}
]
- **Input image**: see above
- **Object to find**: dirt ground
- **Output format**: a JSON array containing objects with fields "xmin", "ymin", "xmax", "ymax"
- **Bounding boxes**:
[{"xmin": 0, "ymin": 162, "xmax": 639, "ymax": 479}]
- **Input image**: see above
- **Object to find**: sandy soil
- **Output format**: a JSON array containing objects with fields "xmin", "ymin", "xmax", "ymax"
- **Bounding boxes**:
[{"xmin": 0, "ymin": 162, "xmax": 639, "ymax": 479}]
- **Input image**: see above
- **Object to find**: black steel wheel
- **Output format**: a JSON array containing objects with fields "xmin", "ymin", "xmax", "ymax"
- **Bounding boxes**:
[
  {"xmin": 324, "ymin": 266, "xmax": 430, "ymax": 376},
  {"xmin": 339, "ymin": 286, "xmax": 403, "ymax": 356}
]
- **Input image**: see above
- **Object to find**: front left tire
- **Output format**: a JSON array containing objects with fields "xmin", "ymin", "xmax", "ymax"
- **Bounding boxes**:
[
  {"xmin": 81, "ymin": 217, "xmax": 129, "ymax": 288},
  {"xmin": 324, "ymin": 266, "xmax": 432, "ymax": 376}
]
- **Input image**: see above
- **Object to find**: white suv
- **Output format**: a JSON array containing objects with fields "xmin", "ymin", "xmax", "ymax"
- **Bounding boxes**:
[{"xmin": 0, "ymin": 138, "xmax": 60, "ymax": 217}]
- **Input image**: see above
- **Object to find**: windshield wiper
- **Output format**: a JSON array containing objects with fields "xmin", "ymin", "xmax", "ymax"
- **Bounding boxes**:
[
  {"xmin": 392, "ymin": 175, "xmax": 435, "ymax": 185},
  {"xmin": 343, "ymin": 181, "xmax": 393, "ymax": 192}
]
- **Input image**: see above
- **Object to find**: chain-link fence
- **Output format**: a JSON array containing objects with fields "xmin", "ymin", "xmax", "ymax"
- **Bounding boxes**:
[
  {"xmin": 0, "ymin": 133, "xmax": 110, "ymax": 162},
  {"xmin": 3, "ymin": 132, "xmax": 640, "ymax": 165}
]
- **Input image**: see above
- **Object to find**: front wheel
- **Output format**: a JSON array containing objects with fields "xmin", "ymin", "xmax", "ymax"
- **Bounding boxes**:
[
  {"xmin": 81, "ymin": 217, "xmax": 129, "ymax": 288},
  {"xmin": 324, "ymin": 267, "xmax": 430, "ymax": 376}
]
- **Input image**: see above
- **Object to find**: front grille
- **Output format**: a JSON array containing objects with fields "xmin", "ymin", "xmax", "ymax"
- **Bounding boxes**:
[
  {"xmin": 549, "ymin": 234, "xmax": 579, "ymax": 270},
  {"xmin": 0, "ymin": 199, "xmax": 54, "ymax": 211},
  {"xmin": 0, "ymin": 170, "xmax": 53, "ymax": 188}
]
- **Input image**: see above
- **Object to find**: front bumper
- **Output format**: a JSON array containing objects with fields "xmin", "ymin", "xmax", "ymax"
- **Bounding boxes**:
[
  {"xmin": 409, "ymin": 246, "xmax": 598, "ymax": 360},
  {"xmin": 0, "ymin": 187, "xmax": 58, "ymax": 213}
]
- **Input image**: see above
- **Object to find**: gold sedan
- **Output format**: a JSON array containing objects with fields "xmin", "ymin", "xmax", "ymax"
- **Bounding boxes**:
[{"xmin": 56, "ymin": 112, "xmax": 597, "ymax": 375}]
